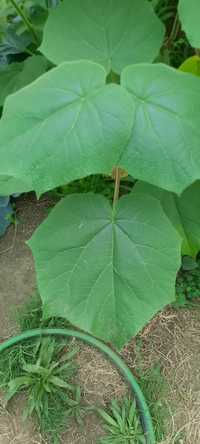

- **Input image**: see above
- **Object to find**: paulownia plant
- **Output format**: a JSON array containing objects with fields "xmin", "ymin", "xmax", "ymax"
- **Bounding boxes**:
[
  {"xmin": 0, "ymin": 0, "xmax": 200, "ymax": 349},
  {"xmin": 178, "ymin": 0, "xmax": 200, "ymax": 48}
]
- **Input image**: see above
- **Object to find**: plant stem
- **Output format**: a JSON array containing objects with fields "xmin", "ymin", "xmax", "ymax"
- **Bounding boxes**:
[
  {"xmin": 113, "ymin": 167, "xmax": 120, "ymax": 211},
  {"xmin": 166, "ymin": 13, "xmax": 180, "ymax": 48},
  {"xmin": 25, "ymin": 47, "xmax": 36, "ymax": 56},
  {"xmin": 10, "ymin": 0, "xmax": 39, "ymax": 46}
]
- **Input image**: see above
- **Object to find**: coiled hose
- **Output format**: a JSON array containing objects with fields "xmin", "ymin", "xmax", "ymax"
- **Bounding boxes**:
[{"xmin": 0, "ymin": 328, "xmax": 155, "ymax": 443}]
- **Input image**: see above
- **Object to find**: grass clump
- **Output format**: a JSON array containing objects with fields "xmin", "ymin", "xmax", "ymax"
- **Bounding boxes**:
[
  {"xmin": 0, "ymin": 293, "xmax": 89, "ymax": 443},
  {"xmin": 2, "ymin": 293, "xmax": 147, "ymax": 443},
  {"xmin": 0, "ymin": 335, "xmax": 83, "ymax": 443},
  {"xmin": 5, "ymin": 292, "xmax": 175, "ymax": 443},
  {"xmin": 138, "ymin": 365, "xmax": 169, "ymax": 442},
  {"xmin": 15, "ymin": 291, "xmax": 70, "ymax": 331},
  {"xmin": 98, "ymin": 397, "xmax": 145, "ymax": 444}
]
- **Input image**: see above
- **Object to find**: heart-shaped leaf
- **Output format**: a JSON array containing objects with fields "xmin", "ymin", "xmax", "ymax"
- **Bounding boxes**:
[
  {"xmin": 1, "ymin": 62, "xmax": 200, "ymax": 197},
  {"xmin": 121, "ymin": 63, "xmax": 200, "ymax": 194},
  {"xmin": 178, "ymin": 0, "xmax": 200, "ymax": 48},
  {"xmin": 0, "ymin": 55, "xmax": 48, "ymax": 107},
  {"xmin": 134, "ymin": 181, "xmax": 200, "ymax": 258},
  {"xmin": 29, "ymin": 192, "xmax": 181, "ymax": 348},
  {"xmin": 40, "ymin": 0, "xmax": 165, "ymax": 74},
  {"xmin": 0, "ymin": 61, "xmax": 134, "ymax": 195}
]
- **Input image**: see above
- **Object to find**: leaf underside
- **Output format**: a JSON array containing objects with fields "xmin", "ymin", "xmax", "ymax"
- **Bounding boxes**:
[{"xmin": 29, "ymin": 192, "xmax": 181, "ymax": 349}]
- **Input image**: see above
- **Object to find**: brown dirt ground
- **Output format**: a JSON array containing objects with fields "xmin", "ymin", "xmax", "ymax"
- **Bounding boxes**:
[{"xmin": 0, "ymin": 194, "xmax": 200, "ymax": 443}]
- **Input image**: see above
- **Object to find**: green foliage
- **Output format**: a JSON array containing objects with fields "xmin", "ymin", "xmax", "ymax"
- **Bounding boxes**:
[
  {"xmin": 179, "ymin": 55, "xmax": 200, "ymax": 76},
  {"xmin": 0, "ymin": 1, "xmax": 43, "ymax": 58},
  {"xmin": 40, "ymin": 0, "xmax": 164, "ymax": 73},
  {"xmin": 0, "ymin": 0, "xmax": 52, "ymax": 108},
  {"xmin": 134, "ymin": 181, "xmax": 200, "ymax": 258},
  {"xmin": 0, "ymin": 27, "xmax": 32, "ymax": 57},
  {"xmin": 4, "ymin": 293, "xmax": 95, "ymax": 442},
  {"xmin": 153, "ymin": 1, "xmax": 193, "ymax": 68},
  {"xmin": 4, "ymin": 339, "xmax": 77, "ymax": 408},
  {"xmin": 1, "ymin": 61, "xmax": 200, "ymax": 197},
  {"xmin": 0, "ymin": 0, "xmax": 200, "ymax": 348},
  {"xmin": 178, "ymin": 0, "xmax": 200, "ymax": 47},
  {"xmin": 15, "ymin": 291, "xmax": 70, "ymax": 331},
  {"xmin": 0, "ymin": 61, "xmax": 133, "ymax": 195},
  {"xmin": 0, "ymin": 336, "xmax": 82, "ymax": 443},
  {"xmin": 0, "ymin": 54, "xmax": 48, "ymax": 106},
  {"xmin": 53, "ymin": 175, "xmax": 117, "ymax": 201},
  {"xmin": 169, "ymin": 36, "xmax": 193, "ymax": 69},
  {"xmin": 28, "ymin": 192, "xmax": 181, "ymax": 349},
  {"xmin": 15, "ymin": 291, "xmax": 44, "ymax": 330},
  {"xmin": 138, "ymin": 365, "xmax": 169, "ymax": 441},
  {"xmin": 120, "ymin": 63, "xmax": 200, "ymax": 194},
  {"xmin": 175, "ymin": 257, "xmax": 200, "ymax": 308},
  {"xmin": 98, "ymin": 398, "xmax": 145, "ymax": 443},
  {"xmin": 52, "ymin": 174, "xmax": 135, "ymax": 203}
]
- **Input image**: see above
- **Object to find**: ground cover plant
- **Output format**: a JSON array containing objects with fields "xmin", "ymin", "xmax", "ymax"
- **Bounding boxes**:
[
  {"xmin": 1, "ymin": 293, "xmax": 173, "ymax": 443},
  {"xmin": 175, "ymin": 256, "xmax": 200, "ymax": 308},
  {"xmin": 0, "ymin": 333, "xmax": 84, "ymax": 443},
  {"xmin": 0, "ymin": 0, "xmax": 200, "ymax": 353},
  {"xmin": 1, "ymin": 196, "xmax": 199, "ymax": 443},
  {"xmin": 98, "ymin": 398, "xmax": 145, "ymax": 444}
]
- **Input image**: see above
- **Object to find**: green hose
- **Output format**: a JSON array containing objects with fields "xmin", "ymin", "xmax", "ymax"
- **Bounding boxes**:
[{"xmin": 0, "ymin": 328, "xmax": 155, "ymax": 443}]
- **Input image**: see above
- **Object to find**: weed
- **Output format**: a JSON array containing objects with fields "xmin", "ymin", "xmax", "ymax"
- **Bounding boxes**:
[
  {"xmin": 3, "ymin": 293, "xmax": 95, "ymax": 442},
  {"xmin": 0, "ymin": 336, "xmax": 82, "ymax": 443},
  {"xmin": 98, "ymin": 397, "xmax": 145, "ymax": 444},
  {"xmin": 132, "ymin": 338, "xmax": 169, "ymax": 441},
  {"xmin": 138, "ymin": 365, "xmax": 169, "ymax": 442},
  {"xmin": 175, "ymin": 257, "xmax": 200, "ymax": 308},
  {"xmin": 15, "ymin": 291, "xmax": 70, "ymax": 331}
]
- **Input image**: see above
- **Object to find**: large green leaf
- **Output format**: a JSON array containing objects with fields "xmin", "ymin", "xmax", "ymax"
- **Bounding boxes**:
[
  {"xmin": 29, "ymin": 193, "xmax": 181, "ymax": 348},
  {"xmin": 40, "ymin": 0, "xmax": 165, "ymax": 74},
  {"xmin": 0, "ymin": 61, "xmax": 134, "ymax": 195},
  {"xmin": 134, "ymin": 181, "xmax": 200, "ymax": 258},
  {"xmin": 121, "ymin": 63, "xmax": 200, "ymax": 194},
  {"xmin": 0, "ymin": 55, "xmax": 48, "ymax": 107},
  {"xmin": 1, "ymin": 62, "xmax": 200, "ymax": 197},
  {"xmin": 178, "ymin": 0, "xmax": 200, "ymax": 48}
]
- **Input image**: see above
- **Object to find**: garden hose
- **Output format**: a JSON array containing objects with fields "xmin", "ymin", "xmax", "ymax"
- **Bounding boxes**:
[{"xmin": 0, "ymin": 328, "xmax": 155, "ymax": 444}]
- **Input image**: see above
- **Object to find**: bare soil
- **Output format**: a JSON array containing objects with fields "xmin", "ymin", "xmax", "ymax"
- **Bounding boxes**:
[{"xmin": 0, "ymin": 194, "xmax": 200, "ymax": 443}]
